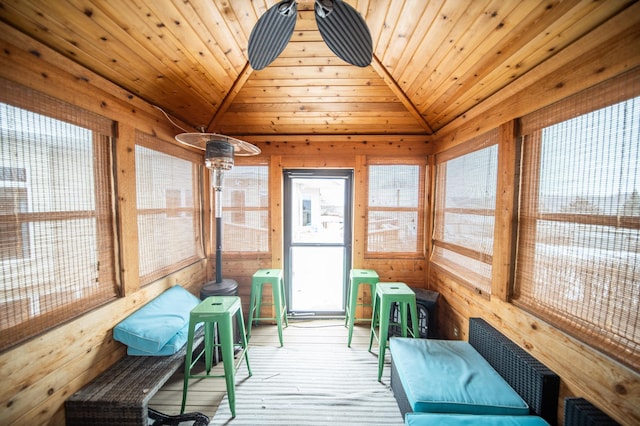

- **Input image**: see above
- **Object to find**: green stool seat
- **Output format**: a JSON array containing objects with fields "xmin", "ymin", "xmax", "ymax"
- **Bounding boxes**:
[
  {"xmin": 368, "ymin": 282, "xmax": 418, "ymax": 381},
  {"xmin": 181, "ymin": 296, "xmax": 251, "ymax": 418},
  {"xmin": 248, "ymin": 269, "xmax": 288, "ymax": 346},
  {"xmin": 345, "ymin": 269, "xmax": 379, "ymax": 347}
]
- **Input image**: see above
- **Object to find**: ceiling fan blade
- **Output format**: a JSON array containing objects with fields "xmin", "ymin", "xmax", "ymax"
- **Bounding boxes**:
[
  {"xmin": 315, "ymin": 0, "xmax": 372, "ymax": 67},
  {"xmin": 248, "ymin": 0, "xmax": 297, "ymax": 70}
]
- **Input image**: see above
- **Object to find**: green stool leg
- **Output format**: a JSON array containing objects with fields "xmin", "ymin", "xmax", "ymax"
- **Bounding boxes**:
[
  {"xmin": 368, "ymin": 290, "xmax": 379, "ymax": 352},
  {"xmin": 247, "ymin": 282, "xmax": 263, "ymax": 340},
  {"xmin": 344, "ymin": 282, "xmax": 351, "ymax": 327},
  {"xmin": 204, "ymin": 322, "xmax": 215, "ymax": 374},
  {"xmin": 280, "ymin": 277, "xmax": 289, "ymax": 327},
  {"xmin": 218, "ymin": 313, "xmax": 236, "ymax": 417},
  {"xmin": 272, "ymin": 277, "xmax": 284, "ymax": 347},
  {"xmin": 236, "ymin": 306, "xmax": 252, "ymax": 377},
  {"xmin": 409, "ymin": 300, "xmax": 419, "ymax": 338},
  {"xmin": 377, "ymin": 297, "xmax": 392, "ymax": 381},
  {"xmin": 347, "ymin": 284, "xmax": 357, "ymax": 346},
  {"xmin": 180, "ymin": 320, "xmax": 197, "ymax": 414}
]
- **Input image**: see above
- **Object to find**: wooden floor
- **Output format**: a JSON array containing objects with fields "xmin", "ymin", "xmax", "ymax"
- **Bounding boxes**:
[{"xmin": 149, "ymin": 318, "xmax": 382, "ymax": 420}]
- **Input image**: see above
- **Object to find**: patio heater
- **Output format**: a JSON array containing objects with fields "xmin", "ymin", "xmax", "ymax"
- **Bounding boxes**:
[{"xmin": 175, "ymin": 132, "xmax": 261, "ymax": 298}]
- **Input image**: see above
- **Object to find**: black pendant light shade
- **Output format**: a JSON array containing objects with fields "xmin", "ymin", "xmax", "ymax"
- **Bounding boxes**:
[
  {"xmin": 315, "ymin": 0, "xmax": 372, "ymax": 67},
  {"xmin": 248, "ymin": 0, "xmax": 297, "ymax": 70},
  {"xmin": 247, "ymin": 0, "xmax": 372, "ymax": 70}
]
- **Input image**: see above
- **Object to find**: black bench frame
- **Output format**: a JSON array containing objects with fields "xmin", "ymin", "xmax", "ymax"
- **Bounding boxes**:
[
  {"xmin": 65, "ymin": 329, "xmax": 205, "ymax": 426},
  {"xmin": 564, "ymin": 397, "xmax": 620, "ymax": 425},
  {"xmin": 390, "ymin": 317, "xmax": 560, "ymax": 425}
]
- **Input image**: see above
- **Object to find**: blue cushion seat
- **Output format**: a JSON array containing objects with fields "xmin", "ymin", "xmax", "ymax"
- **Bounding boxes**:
[
  {"xmin": 405, "ymin": 413, "xmax": 550, "ymax": 425},
  {"xmin": 126, "ymin": 321, "xmax": 203, "ymax": 356},
  {"xmin": 114, "ymin": 285, "xmax": 201, "ymax": 355},
  {"xmin": 390, "ymin": 337, "xmax": 530, "ymax": 416}
]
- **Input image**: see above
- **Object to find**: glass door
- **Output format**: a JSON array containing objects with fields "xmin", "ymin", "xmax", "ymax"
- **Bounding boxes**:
[{"xmin": 284, "ymin": 170, "xmax": 353, "ymax": 316}]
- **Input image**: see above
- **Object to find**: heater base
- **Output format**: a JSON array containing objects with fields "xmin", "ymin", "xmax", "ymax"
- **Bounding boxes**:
[{"xmin": 200, "ymin": 278, "xmax": 239, "ymax": 299}]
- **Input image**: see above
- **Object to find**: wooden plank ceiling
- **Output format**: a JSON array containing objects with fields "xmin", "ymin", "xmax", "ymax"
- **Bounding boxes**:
[{"xmin": 0, "ymin": 0, "xmax": 634, "ymax": 137}]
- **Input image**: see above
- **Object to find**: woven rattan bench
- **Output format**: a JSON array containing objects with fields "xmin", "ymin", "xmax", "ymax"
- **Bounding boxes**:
[
  {"xmin": 391, "ymin": 318, "xmax": 560, "ymax": 425},
  {"xmin": 65, "ymin": 329, "xmax": 206, "ymax": 426}
]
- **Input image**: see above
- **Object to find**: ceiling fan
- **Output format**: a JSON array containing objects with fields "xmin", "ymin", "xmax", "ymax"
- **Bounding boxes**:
[
  {"xmin": 248, "ymin": 0, "xmax": 373, "ymax": 70},
  {"xmin": 175, "ymin": 132, "xmax": 261, "ymax": 294}
]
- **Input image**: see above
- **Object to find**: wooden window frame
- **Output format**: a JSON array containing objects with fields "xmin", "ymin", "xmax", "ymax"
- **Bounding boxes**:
[
  {"xmin": 365, "ymin": 157, "xmax": 427, "ymax": 259},
  {"xmin": 220, "ymin": 160, "xmax": 270, "ymax": 257},
  {"xmin": 0, "ymin": 79, "xmax": 117, "ymax": 351},
  {"xmin": 514, "ymin": 69, "xmax": 640, "ymax": 371},
  {"xmin": 135, "ymin": 131, "xmax": 205, "ymax": 285},
  {"xmin": 431, "ymin": 130, "xmax": 499, "ymax": 297}
]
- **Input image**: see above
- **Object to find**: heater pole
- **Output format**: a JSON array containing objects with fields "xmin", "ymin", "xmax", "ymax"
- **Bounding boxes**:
[
  {"xmin": 173, "ymin": 134, "xmax": 259, "ymax": 302},
  {"xmin": 215, "ymin": 215, "xmax": 223, "ymax": 283},
  {"xmin": 214, "ymin": 169, "xmax": 224, "ymax": 284}
]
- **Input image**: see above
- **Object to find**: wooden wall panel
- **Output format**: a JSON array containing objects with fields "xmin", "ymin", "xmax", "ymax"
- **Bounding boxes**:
[
  {"xmin": 0, "ymin": 23, "xmax": 208, "ymax": 426},
  {"xmin": 428, "ymin": 9, "xmax": 640, "ymax": 425}
]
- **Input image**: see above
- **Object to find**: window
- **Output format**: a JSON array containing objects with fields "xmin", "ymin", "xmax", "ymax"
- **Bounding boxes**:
[
  {"xmin": 366, "ymin": 161, "xmax": 426, "ymax": 256},
  {"xmin": 136, "ymin": 132, "xmax": 204, "ymax": 285},
  {"xmin": 221, "ymin": 164, "xmax": 269, "ymax": 253},
  {"xmin": 432, "ymin": 130, "xmax": 499, "ymax": 296},
  {"xmin": 515, "ymin": 72, "xmax": 640, "ymax": 371},
  {"xmin": 0, "ymin": 81, "xmax": 117, "ymax": 351}
]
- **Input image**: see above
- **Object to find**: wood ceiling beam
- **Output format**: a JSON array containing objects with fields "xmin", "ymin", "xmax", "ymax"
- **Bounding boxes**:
[
  {"xmin": 370, "ymin": 55, "xmax": 434, "ymax": 135},
  {"xmin": 206, "ymin": 62, "xmax": 254, "ymax": 132}
]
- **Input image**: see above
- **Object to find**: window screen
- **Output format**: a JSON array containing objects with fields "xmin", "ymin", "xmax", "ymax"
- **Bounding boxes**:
[
  {"xmin": 366, "ymin": 162, "xmax": 425, "ymax": 256},
  {"xmin": 0, "ymin": 80, "xmax": 117, "ymax": 351},
  {"xmin": 221, "ymin": 164, "xmax": 269, "ymax": 253},
  {"xmin": 432, "ymin": 130, "xmax": 499, "ymax": 296},
  {"xmin": 515, "ymin": 72, "xmax": 640, "ymax": 371},
  {"xmin": 136, "ymin": 132, "xmax": 204, "ymax": 285}
]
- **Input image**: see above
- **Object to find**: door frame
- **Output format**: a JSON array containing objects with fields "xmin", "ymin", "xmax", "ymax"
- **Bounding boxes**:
[{"xmin": 283, "ymin": 169, "xmax": 353, "ymax": 316}]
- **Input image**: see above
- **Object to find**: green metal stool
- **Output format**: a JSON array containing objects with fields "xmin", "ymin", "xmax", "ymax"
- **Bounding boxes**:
[
  {"xmin": 368, "ymin": 282, "xmax": 418, "ymax": 381},
  {"xmin": 181, "ymin": 296, "xmax": 251, "ymax": 418},
  {"xmin": 247, "ymin": 269, "xmax": 288, "ymax": 346},
  {"xmin": 345, "ymin": 269, "xmax": 379, "ymax": 347}
]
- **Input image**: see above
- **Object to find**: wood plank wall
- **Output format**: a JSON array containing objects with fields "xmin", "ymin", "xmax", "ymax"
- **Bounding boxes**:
[
  {"xmin": 427, "ymin": 6, "xmax": 640, "ymax": 426},
  {"xmin": 0, "ymin": 3, "xmax": 639, "ymax": 424},
  {"xmin": 0, "ymin": 22, "xmax": 209, "ymax": 425},
  {"xmin": 225, "ymin": 140, "xmax": 431, "ymax": 319}
]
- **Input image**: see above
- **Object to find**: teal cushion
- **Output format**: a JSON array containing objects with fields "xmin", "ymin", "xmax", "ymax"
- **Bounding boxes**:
[
  {"xmin": 390, "ymin": 337, "xmax": 529, "ymax": 416},
  {"xmin": 113, "ymin": 285, "xmax": 200, "ymax": 353},
  {"xmin": 405, "ymin": 413, "xmax": 549, "ymax": 425},
  {"xmin": 126, "ymin": 322, "xmax": 202, "ymax": 356}
]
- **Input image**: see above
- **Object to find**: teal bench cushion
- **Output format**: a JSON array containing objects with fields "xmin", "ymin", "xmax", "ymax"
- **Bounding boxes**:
[
  {"xmin": 114, "ymin": 285, "xmax": 200, "ymax": 354},
  {"xmin": 390, "ymin": 337, "xmax": 529, "ymax": 416},
  {"xmin": 126, "ymin": 321, "xmax": 203, "ymax": 356},
  {"xmin": 405, "ymin": 413, "xmax": 549, "ymax": 425}
]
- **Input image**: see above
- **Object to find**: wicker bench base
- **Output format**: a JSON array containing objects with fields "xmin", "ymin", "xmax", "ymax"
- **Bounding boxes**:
[{"xmin": 65, "ymin": 330, "xmax": 205, "ymax": 426}]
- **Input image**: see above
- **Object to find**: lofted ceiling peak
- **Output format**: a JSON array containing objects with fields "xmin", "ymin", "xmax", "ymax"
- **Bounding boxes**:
[{"xmin": 0, "ymin": 0, "xmax": 633, "ymax": 139}]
